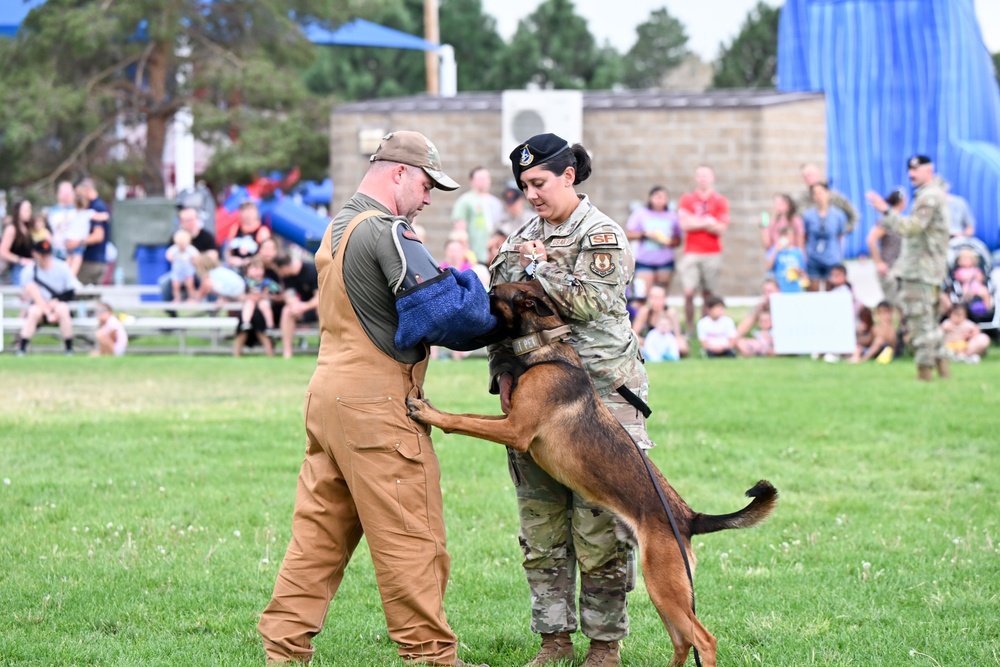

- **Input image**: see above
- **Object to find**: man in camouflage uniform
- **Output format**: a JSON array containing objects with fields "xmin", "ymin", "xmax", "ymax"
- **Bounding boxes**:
[
  {"xmin": 488, "ymin": 133, "xmax": 651, "ymax": 667},
  {"xmin": 798, "ymin": 162, "xmax": 860, "ymax": 233},
  {"xmin": 866, "ymin": 154, "xmax": 951, "ymax": 381}
]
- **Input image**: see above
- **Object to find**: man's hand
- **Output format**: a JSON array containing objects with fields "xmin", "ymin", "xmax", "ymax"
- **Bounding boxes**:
[
  {"xmin": 865, "ymin": 191, "xmax": 889, "ymax": 214},
  {"xmin": 499, "ymin": 372, "xmax": 513, "ymax": 415},
  {"xmin": 876, "ymin": 260, "xmax": 889, "ymax": 276}
]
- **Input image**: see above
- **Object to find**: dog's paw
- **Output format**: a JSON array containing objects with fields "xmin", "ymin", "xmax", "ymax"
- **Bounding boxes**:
[{"xmin": 406, "ymin": 397, "xmax": 435, "ymax": 423}]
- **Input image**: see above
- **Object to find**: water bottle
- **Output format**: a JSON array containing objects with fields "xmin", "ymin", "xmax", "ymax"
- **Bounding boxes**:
[{"xmin": 113, "ymin": 266, "xmax": 124, "ymax": 286}]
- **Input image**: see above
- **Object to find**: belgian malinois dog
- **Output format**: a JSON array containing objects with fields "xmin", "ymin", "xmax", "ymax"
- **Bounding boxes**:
[{"xmin": 406, "ymin": 280, "xmax": 777, "ymax": 667}]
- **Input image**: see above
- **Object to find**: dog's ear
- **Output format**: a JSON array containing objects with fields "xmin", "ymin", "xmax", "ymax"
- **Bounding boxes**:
[{"xmin": 526, "ymin": 296, "xmax": 554, "ymax": 317}]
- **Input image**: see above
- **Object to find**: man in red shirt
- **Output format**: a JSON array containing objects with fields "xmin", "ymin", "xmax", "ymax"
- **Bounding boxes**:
[{"xmin": 678, "ymin": 165, "xmax": 730, "ymax": 337}]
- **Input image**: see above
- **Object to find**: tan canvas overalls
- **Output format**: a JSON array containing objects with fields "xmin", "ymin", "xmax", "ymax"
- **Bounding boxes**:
[{"xmin": 258, "ymin": 211, "xmax": 457, "ymax": 665}]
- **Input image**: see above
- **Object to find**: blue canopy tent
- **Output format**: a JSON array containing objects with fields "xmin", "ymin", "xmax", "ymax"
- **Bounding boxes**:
[
  {"xmin": 778, "ymin": 0, "xmax": 1000, "ymax": 254},
  {"xmin": 304, "ymin": 18, "xmax": 440, "ymax": 51}
]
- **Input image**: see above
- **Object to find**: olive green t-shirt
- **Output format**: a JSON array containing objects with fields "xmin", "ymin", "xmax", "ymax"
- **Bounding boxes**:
[{"xmin": 329, "ymin": 193, "xmax": 427, "ymax": 364}]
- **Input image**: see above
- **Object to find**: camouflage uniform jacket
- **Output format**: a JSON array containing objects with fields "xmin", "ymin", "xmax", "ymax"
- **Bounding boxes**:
[
  {"xmin": 797, "ymin": 187, "xmax": 860, "ymax": 233},
  {"xmin": 879, "ymin": 176, "xmax": 950, "ymax": 285},
  {"xmin": 487, "ymin": 194, "xmax": 643, "ymax": 396}
]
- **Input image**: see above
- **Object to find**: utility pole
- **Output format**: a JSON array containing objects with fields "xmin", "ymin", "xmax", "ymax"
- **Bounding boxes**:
[{"xmin": 424, "ymin": 0, "xmax": 440, "ymax": 96}]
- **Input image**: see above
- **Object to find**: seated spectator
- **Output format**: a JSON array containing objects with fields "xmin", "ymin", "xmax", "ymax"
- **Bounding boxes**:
[
  {"xmin": 766, "ymin": 226, "xmax": 808, "ymax": 293},
  {"xmin": 158, "ymin": 206, "xmax": 220, "ymax": 301},
  {"xmin": 737, "ymin": 278, "xmax": 780, "ymax": 339},
  {"xmin": 736, "ymin": 309, "xmax": 774, "ymax": 357},
  {"xmin": 760, "ymin": 193, "xmax": 805, "ymax": 256},
  {"xmin": 92, "ymin": 301, "xmax": 128, "ymax": 357},
  {"xmin": 15, "ymin": 239, "xmax": 76, "ymax": 356},
  {"xmin": 803, "ymin": 182, "xmax": 847, "ymax": 290},
  {"xmin": 850, "ymin": 301, "xmax": 897, "ymax": 363},
  {"xmin": 697, "ymin": 296, "xmax": 737, "ymax": 358},
  {"xmin": 225, "ymin": 201, "xmax": 271, "ymax": 271},
  {"xmin": 165, "ymin": 228, "xmax": 200, "ymax": 303},
  {"xmin": 273, "ymin": 253, "xmax": 318, "ymax": 360},
  {"xmin": 825, "ymin": 264, "xmax": 864, "ymax": 316},
  {"xmin": 625, "ymin": 185, "xmax": 682, "ymax": 297},
  {"xmin": 642, "ymin": 311, "xmax": 682, "ymax": 362},
  {"xmin": 941, "ymin": 303, "xmax": 991, "ymax": 363},
  {"xmin": 234, "ymin": 257, "xmax": 279, "ymax": 357},
  {"xmin": 632, "ymin": 284, "xmax": 689, "ymax": 357},
  {"xmin": 194, "ymin": 254, "xmax": 245, "ymax": 303}
]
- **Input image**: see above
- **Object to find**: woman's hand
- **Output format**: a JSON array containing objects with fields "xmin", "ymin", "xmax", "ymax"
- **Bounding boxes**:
[
  {"xmin": 519, "ymin": 240, "xmax": 547, "ymax": 268},
  {"xmin": 499, "ymin": 372, "xmax": 513, "ymax": 415}
]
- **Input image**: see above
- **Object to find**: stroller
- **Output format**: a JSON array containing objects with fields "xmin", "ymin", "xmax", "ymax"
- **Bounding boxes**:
[{"xmin": 943, "ymin": 236, "xmax": 999, "ymax": 337}]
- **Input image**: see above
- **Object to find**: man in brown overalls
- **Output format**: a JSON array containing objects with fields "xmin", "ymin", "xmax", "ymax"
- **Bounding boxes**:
[{"xmin": 258, "ymin": 131, "xmax": 489, "ymax": 667}]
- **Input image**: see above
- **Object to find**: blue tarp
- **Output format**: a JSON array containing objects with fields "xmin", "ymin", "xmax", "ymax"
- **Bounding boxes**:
[
  {"xmin": 302, "ymin": 18, "xmax": 439, "ymax": 51},
  {"xmin": 778, "ymin": 0, "xmax": 1000, "ymax": 254}
]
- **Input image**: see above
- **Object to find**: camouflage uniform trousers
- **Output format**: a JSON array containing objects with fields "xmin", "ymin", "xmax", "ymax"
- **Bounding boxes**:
[
  {"xmin": 507, "ymin": 370, "xmax": 650, "ymax": 642},
  {"xmin": 898, "ymin": 279, "xmax": 945, "ymax": 368}
]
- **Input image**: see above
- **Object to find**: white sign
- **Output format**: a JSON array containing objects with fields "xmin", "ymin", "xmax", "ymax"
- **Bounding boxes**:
[{"xmin": 770, "ymin": 291, "xmax": 857, "ymax": 355}]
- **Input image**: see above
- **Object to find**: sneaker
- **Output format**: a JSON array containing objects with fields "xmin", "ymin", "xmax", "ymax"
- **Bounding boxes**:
[
  {"xmin": 967, "ymin": 354, "xmax": 981, "ymax": 364},
  {"xmin": 239, "ymin": 321, "xmax": 253, "ymax": 332},
  {"xmin": 823, "ymin": 353, "xmax": 840, "ymax": 363},
  {"xmin": 14, "ymin": 349, "xmax": 25, "ymax": 357},
  {"xmin": 64, "ymin": 349, "xmax": 74, "ymax": 356}
]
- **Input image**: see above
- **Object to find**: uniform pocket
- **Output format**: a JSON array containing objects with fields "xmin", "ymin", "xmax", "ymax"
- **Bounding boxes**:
[
  {"xmin": 336, "ymin": 396, "xmax": 408, "ymax": 453},
  {"xmin": 394, "ymin": 476, "xmax": 430, "ymax": 532}
]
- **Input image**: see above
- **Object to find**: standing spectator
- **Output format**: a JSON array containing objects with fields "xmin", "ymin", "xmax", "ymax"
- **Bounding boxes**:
[
  {"xmin": 625, "ymin": 185, "xmax": 682, "ymax": 298},
  {"xmin": 797, "ymin": 163, "xmax": 859, "ymax": 232},
  {"xmin": 490, "ymin": 133, "xmax": 650, "ymax": 667},
  {"xmin": 802, "ymin": 182, "xmax": 847, "ymax": 290},
  {"xmin": 63, "ymin": 190, "xmax": 93, "ymax": 276},
  {"xmin": 47, "ymin": 181, "xmax": 76, "ymax": 259},
  {"xmin": 15, "ymin": 239, "xmax": 76, "ymax": 356},
  {"xmin": 92, "ymin": 301, "xmax": 128, "ymax": 357},
  {"xmin": 941, "ymin": 303, "xmax": 990, "ymax": 363},
  {"xmin": 946, "ymin": 187, "xmax": 976, "ymax": 238},
  {"xmin": 272, "ymin": 252, "xmax": 318, "ymax": 360},
  {"xmin": 158, "ymin": 206, "xmax": 220, "ymax": 301},
  {"xmin": 257, "ymin": 131, "xmax": 489, "ymax": 667},
  {"xmin": 494, "ymin": 181, "xmax": 533, "ymax": 238},
  {"xmin": 760, "ymin": 193, "xmax": 805, "ymax": 255},
  {"xmin": 1, "ymin": 200, "xmax": 35, "ymax": 285},
  {"xmin": 766, "ymin": 226, "xmax": 807, "ymax": 293},
  {"xmin": 451, "ymin": 166, "xmax": 503, "ymax": 265},
  {"xmin": 165, "ymin": 229, "xmax": 200, "ymax": 303},
  {"xmin": 697, "ymin": 296, "xmax": 737, "ymax": 357},
  {"xmin": 76, "ymin": 178, "xmax": 111, "ymax": 285},
  {"xmin": 866, "ymin": 154, "xmax": 951, "ymax": 381},
  {"xmin": 225, "ymin": 201, "xmax": 271, "ymax": 271},
  {"xmin": 867, "ymin": 188, "xmax": 905, "ymax": 308},
  {"xmin": 678, "ymin": 165, "xmax": 730, "ymax": 337}
]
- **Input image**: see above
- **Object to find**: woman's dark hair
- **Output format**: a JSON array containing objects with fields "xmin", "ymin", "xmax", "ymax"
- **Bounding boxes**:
[
  {"xmin": 646, "ymin": 185, "xmax": 668, "ymax": 209},
  {"xmin": 776, "ymin": 193, "xmax": 797, "ymax": 219},
  {"xmin": 885, "ymin": 188, "xmax": 906, "ymax": 208},
  {"xmin": 538, "ymin": 143, "xmax": 592, "ymax": 185},
  {"xmin": 9, "ymin": 200, "xmax": 33, "ymax": 247}
]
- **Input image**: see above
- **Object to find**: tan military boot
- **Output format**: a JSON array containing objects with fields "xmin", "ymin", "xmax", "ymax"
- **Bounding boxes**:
[
  {"xmin": 582, "ymin": 640, "xmax": 620, "ymax": 667},
  {"xmin": 524, "ymin": 632, "xmax": 574, "ymax": 666},
  {"xmin": 936, "ymin": 357, "xmax": 951, "ymax": 379},
  {"xmin": 917, "ymin": 366, "xmax": 934, "ymax": 382}
]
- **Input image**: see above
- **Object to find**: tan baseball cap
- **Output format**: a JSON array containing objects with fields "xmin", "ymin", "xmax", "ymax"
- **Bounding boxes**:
[{"xmin": 369, "ymin": 131, "xmax": 459, "ymax": 191}]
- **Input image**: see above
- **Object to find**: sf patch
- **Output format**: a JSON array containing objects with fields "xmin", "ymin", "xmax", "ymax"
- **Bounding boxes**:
[
  {"xmin": 588, "ymin": 232, "xmax": 619, "ymax": 247},
  {"xmin": 590, "ymin": 252, "xmax": 616, "ymax": 277}
]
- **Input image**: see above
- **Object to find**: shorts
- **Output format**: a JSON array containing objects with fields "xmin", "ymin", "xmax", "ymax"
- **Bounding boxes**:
[
  {"xmin": 299, "ymin": 308, "xmax": 318, "ymax": 324},
  {"xmin": 806, "ymin": 258, "xmax": 835, "ymax": 281},
  {"xmin": 678, "ymin": 253, "xmax": 722, "ymax": 293},
  {"xmin": 635, "ymin": 260, "xmax": 675, "ymax": 272}
]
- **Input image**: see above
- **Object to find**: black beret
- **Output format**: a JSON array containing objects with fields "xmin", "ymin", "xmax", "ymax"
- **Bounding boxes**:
[
  {"xmin": 907, "ymin": 154, "xmax": 933, "ymax": 169},
  {"xmin": 509, "ymin": 133, "xmax": 571, "ymax": 185}
]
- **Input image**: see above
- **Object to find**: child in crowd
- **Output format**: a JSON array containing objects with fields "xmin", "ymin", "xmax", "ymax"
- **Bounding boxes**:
[
  {"xmin": 241, "ymin": 257, "xmax": 281, "ymax": 331},
  {"xmin": 166, "ymin": 228, "xmax": 200, "ymax": 302},
  {"xmin": 63, "ymin": 190, "xmax": 94, "ymax": 276},
  {"xmin": 30, "ymin": 215, "xmax": 51, "ymax": 243},
  {"xmin": 92, "ymin": 301, "xmax": 128, "ymax": 356},
  {"xmin": 642, "ymin": 310, "xmax": 682, "ymax": 362},
  {"xmin": 194, "ymin": 254, "xmax": 245, "ymax": 302},
  {"xmin": 941, "ymin": 303, "xmax": 991, "ymax": 363},
  {"xmin": 440, "ymin": 238, "xmax": 473, "ymax": 272},
  {"xmin": 736, "ymin": 309, "xmax": 774, "ymax": 357},
  {"xmin": 850, "ymin": 301, "xmax": 897, "ymax": 363},
  {"xmin": 766, "ymin": 226, "xmax": 807, "ymax": 292},
  {"xmin": 697, "ymin": 296, "xmax": 737, "ymax": 357},
  {"xmin": 952, "ymin": 248, "xmax": 992, "ymax": 314}
]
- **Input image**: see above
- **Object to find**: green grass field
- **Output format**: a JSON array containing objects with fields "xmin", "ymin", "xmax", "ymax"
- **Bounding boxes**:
[{"xmin": 1, "ymin": 355, "xmax": 998, "ymax": 666}]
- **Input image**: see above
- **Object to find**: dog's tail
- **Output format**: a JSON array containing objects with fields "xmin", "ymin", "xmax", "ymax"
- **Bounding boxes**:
[{"xmin": 690, "ymin": 480, "xmax": 778, "ymax": 535}]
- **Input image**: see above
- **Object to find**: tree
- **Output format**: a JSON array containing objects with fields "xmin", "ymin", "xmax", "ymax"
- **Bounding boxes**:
[
  {"xmin": 0, "ymin": 0, "xmax": 383, "ymax": 195},
  {"xmin": 712, "ymin": 1, "xmax": 781, "ymax": 89},
  {"xmin": 622, "ymin": 7, "xmax": 689, "ymax": 90},
  {"xmin": 493, "ymin": 0, "xmax": 614, "ymax": 90},
  {"xmin": 440, "ymin": 0, "xmax": 508, "ymax": 92}
]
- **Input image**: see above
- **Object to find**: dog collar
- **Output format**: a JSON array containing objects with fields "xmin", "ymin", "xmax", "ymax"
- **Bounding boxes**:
[{"xmin": 511, "ymin": 325, "xmax": 572, "ymax": 356}]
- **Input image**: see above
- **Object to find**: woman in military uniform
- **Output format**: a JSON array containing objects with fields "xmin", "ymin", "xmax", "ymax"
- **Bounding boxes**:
[{"xmin": 488, "ymin": 133, "xmax": 651, "ymax": 667}]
